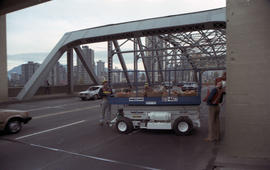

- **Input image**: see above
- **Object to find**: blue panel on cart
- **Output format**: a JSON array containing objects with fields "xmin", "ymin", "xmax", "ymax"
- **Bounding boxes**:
[{"xmin": 108, "ymin": 96, "xmax": 201, "ymax": 106}]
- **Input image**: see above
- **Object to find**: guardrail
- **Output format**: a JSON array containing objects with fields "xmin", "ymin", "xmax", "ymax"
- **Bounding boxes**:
[{"xmin": 8, "ymin": 85, "xmax": 91, "ymax": 97}]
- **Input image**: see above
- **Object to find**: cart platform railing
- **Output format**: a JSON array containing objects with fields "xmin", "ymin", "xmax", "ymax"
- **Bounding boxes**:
[{"xmin": 108, "ymin": 96, "xmax": 201, "ymax": 106}]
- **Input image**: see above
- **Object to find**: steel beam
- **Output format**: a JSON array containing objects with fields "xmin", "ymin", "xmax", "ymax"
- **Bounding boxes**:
[
  {"xmin": 137, "ymin": 37, "xmax": 151, "ymax": 84},
  {"xmin": 158, "ymin": 35, "xmax": 197, "ymax": 70},
  {"xmin": 67, "ymin": 49, "xmax": 74, "ymax": 93},
  {"xmin": 17, "ymin": 49, "xmax": 65, "ymax": 100},
  {"xmin": 112, "ymin": 40, "xmax": 132, "ymax": 88},
  {"xmin": 108, "ymin": 41, "xmax": 113, "ymax": 86},
  {"xmin": 74, "ymin": 46, "xmax": 99, "ymax": 85}
]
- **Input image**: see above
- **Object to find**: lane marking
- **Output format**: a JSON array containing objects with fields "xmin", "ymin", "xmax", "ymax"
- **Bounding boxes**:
[
  {"xmin": 16, "ymin": 120, "xmax": 86, "ymax": 140},
  {"xmin": 33, "ymin": 105, "xmax": 99, "ymax": 119},
  {"xmin": 29, "ymin": 143, "xmax": 160, "ymax": 170},
  {"xmin": 27, "ymin": 100, "xmax": 99, "ymax": 112}
]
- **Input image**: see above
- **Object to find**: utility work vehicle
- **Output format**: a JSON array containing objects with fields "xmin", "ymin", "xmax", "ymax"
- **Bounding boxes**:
[
  {"xmin": 104, "ymin": 38, "xmax": 206, "ymax": 136},
  {"xmin": 108, "ymin": 75, "xmax": 201, "ymax": 135}
]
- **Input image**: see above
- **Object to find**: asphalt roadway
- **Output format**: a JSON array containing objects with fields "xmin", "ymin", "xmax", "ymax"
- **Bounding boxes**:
[{"xmin": 0, "ymin": 89, "xmax": 219, "ymax": 170}]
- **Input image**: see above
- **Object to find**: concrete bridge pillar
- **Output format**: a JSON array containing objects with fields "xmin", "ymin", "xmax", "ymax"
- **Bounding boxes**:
[
  {"xmin": 0, "ymin": 15, "xmax": 8, "ymax": 102},
  {"xmin": 225, "ymin": 0, "xmax": 270, "ymax": 158}
]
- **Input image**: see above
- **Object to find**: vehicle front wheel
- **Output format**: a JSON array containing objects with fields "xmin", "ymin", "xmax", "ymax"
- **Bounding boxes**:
[
  {"xmin": 173, "ymin": 117, "xmax": 193, "ymax": 136},
  {"xmin": 86, "ymin": 95, "xmax": 91, "ymax": 100},
  {"xmin": 93, "ymin": 94, "xmax": 98, "ymax": 100},
  {"xmin": 6, "ymin": 119, "xmax": 22, "ymax": 134},
  {"xmin": 116, "ymin": 117, "xmax": 133, "ymax": 134}
]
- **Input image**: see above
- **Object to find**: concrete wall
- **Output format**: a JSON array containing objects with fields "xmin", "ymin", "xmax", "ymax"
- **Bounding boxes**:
[
  {"xmin": 225, "ymin": 0, "xmax": 270, "ymax": 158},
  {"xmin": 0, "ymin": 15, "xmax": 8, "ymax": 102}
]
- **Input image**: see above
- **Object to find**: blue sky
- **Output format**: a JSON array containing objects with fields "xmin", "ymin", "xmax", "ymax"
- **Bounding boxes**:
[{"xmin": 6, "ymin": 0, "xmax": 225, "ymax": 70}]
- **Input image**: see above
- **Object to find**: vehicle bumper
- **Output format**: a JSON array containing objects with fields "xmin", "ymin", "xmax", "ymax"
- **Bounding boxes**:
[{"xmin": 23, "ymin": 117, "xmax": 32, "ymax": 124}]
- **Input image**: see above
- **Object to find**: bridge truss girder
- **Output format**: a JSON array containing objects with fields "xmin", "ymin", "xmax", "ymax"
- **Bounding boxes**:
[
  {"xmin": 108, "ymin": 26, "xmax": 226, "ymax": 86},
  {"xmin": 16, "ymin": 8, "xmax": 226, "ymax": 100}
]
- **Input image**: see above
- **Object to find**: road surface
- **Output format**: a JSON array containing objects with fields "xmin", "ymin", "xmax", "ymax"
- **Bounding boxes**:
[{"xmin": 0, "ymin": 88, "xmax": 219, "ymax": 170}]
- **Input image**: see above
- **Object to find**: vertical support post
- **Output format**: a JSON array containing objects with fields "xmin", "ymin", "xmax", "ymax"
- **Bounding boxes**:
[
  {"xmin": 174, "ymin": 51, "xmax": 177, "ymax": 83},
  {"xmin": 134, "ymin": 38, "xmax": 138, "ymax": 93},
  {"xmin": 155, "ymin": 47, "xmax": 164, "ymax": 82},
  {"xmin": 198, "ymin": 71, "xmax": 202, "ymax": 98},
  {"xmin": 67, "ymin": 49, "xmax": 74, "ymax": 94},
  {"xmin": 108, "ymin": 41, "xmax": 113, "ymax": 87},
  {"xmin": 193, "ymin": 70, "xmax": 198, "ymax": 82},
  {"xmin": 0, "ymin": 15, "xmax": 8, "ymax": 101}
]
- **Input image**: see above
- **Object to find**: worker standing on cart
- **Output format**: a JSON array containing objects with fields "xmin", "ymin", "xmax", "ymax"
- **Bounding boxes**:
[{"xmin": 99, "ymin": 80, "xmax": 112, "ymax": 126}]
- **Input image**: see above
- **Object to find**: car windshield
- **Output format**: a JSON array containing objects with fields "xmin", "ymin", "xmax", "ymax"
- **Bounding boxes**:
[{"xmin": 88, "ymin": 87, "xmax": 100, "ymax": 91}]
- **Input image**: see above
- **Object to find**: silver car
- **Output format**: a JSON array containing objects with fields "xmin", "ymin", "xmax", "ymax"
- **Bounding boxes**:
[
  {"xmin": 0, "ymin": 109, "xmax": 32, "ymax": 134},
  {"xmin": 79, "ymin": 85, "xmax": 103, "ymax": 100}
]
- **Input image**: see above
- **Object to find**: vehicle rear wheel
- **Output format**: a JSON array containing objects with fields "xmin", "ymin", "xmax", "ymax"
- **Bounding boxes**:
[
  {"xmin": 173, "ymin": 117, "xmax": 193, "ymax": 136},
  {"xmin": 6, "ymin": 119, "xmax": 22, "ymax": 134},
  {"xmin": 116, "ymin": 117, "xmax": 133, "ymax": 134}
]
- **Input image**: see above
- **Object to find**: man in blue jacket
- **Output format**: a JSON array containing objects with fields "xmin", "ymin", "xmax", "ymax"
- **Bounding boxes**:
[{"xmin": 205, "ymin": 81, "xmax": 225, "ymax": 142}]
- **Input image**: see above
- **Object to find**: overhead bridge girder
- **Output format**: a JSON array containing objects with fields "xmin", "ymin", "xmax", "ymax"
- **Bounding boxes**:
[{"xmin": 17, "ymin": 8, "xmax": 226, "ymax": 100}]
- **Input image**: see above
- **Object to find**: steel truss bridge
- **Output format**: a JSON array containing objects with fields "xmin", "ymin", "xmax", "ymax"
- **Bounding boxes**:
[{"xmin": 17, "ymin": 8, "xmax": 226, "ymax": 100}]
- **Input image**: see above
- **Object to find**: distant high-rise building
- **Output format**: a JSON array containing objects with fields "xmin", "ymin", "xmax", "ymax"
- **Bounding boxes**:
[
  {"xmin": 10, "ymin": 72, "xmax": 20, "ymax": 81},
  {"xmin": 112, "ymin": 67, "xmax": 121, "ymax": 83},
  {"xmin": 48, "ymin": 62, "xmax": 67, "ymax": 86},
  {"xmin": 77, "ymin": 46, "xmax": 95, "ymax": 84},
  {"xmin": 9, "ymin": 72, "xmax": 22, "ymax": 87},
  {"xmin": 97, "ymin": 60, "xmax": 105, "ymax": 81},
  {"xmin": 21, "ymin": 61, "xmax": 40, "ymax": 84}
]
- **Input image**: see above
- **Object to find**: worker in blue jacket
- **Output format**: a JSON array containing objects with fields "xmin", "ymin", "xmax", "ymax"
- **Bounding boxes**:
[{"xmin": 205, "ymin": 81, "xmax": 225, "ymax": 142}]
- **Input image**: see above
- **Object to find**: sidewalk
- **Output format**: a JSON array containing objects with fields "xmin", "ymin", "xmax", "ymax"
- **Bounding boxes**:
[
  {"xmin": 212, "ymin": 105, "xmax": 270, "ymax": 170},
  {"xmin": 213, "ymin": 144, "xmax": 270, "ymax": 170},
  {"xmin": 0, "ymin": 93, "xmax": 77, "ymax": 106}
]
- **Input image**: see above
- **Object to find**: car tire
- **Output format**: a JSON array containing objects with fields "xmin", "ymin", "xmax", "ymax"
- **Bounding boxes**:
[
  {"xmin": 173, "ymin": 117, "xmax": 193, "ymax": 136},
  {"xmin": 6, "ymin": 119, "xmax": 22, "ymax": 134},
  {"xmin": 81, "ymin": 97, "xmax": 86, "ymax": 101},
  {"xmin": 116, "ymin": 117, "xmax": 133, "ymax": 134}
]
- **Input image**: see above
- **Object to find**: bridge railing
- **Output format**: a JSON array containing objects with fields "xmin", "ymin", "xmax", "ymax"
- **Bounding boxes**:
[{"xmin": 8, "ymin": 85, "xmax": 92, "ymax": 97}]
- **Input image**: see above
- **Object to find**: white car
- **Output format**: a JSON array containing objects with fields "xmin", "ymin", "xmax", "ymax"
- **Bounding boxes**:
[
  {"xmin": 182, "ymin": 82, "xmax": 198, "ymax": 91},
  {"xmin": 79, "ymin": 85, "xmax": 103, "ymax": 100}
]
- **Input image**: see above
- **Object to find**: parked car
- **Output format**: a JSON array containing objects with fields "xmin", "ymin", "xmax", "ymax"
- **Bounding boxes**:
[
  {"xmin": 0, "ymin": 109, "xmax": 32, "ymax": 134},
  {"xmin": 182, "ymin": 82, "xmax": 198, "ymax": 91},
  {"xmin": 79, "ymin": 85, "xmax": 103, "ymax": 100},
  {"xmin": 162, "ymin": 81, "xmax": 174, "ymax": 88}
]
